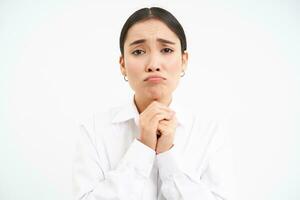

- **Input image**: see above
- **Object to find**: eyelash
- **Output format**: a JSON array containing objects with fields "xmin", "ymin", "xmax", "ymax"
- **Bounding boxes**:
[{"xmin": 132, "ymin": 48, "xmax": 174, "ymax": 56}]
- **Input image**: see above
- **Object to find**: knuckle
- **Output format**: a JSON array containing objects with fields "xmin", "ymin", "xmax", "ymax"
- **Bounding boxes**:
[
  {"xmin": 153, "ymin": 115, "xmax": 160, "ymax": 121},
  {"xmin": 151, "ymin": 101, "xmax": 157, "ymax": 107}
]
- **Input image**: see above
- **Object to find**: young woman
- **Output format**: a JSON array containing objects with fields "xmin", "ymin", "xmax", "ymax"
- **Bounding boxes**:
[{"xmin": 73, "ymin": 7, "xmax": 235, "ymax": 200}]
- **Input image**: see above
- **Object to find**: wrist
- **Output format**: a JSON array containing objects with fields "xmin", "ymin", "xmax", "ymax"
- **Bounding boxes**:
[
  {"xmin": 156, "ymin": 144, "xmax": 174, "ymax": 154},
  {"xmin": 138, "ymin": 138, "xmax": 156, "ymax": 150}
]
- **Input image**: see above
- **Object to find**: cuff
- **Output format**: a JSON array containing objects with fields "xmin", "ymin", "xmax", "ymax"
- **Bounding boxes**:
[
  {"xmin": 156, "ymin": 147, "xmax": 180, "ymax": 181},
  {"xmin": 117, "ymin": 138, "xmax": 156, "ymax": 178}
]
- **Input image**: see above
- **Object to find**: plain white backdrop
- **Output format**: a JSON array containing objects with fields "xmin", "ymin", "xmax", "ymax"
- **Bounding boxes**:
[{"xmin": 0, "ymin": 0, "xmax": 299, "ymax": 199}]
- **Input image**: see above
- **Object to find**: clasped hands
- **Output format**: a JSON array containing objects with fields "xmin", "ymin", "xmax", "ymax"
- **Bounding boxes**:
[{"xmin": 138, "ymin": 101, "xmax": 177, "ymax": 154}]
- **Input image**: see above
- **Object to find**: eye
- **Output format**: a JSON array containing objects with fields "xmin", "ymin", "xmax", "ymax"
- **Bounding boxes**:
[
  {"xmin": 161, "ymin": 48, "xmax": 174, "ymax": 54},
  {"xmin": 132, "ymin": 49, "xmax": 145, "ymax": 56}
]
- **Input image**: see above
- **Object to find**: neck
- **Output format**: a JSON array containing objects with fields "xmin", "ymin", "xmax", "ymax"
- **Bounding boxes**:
[{"xmin": 134, "ymin": 94, "xmax": 172, "ymax": 114}]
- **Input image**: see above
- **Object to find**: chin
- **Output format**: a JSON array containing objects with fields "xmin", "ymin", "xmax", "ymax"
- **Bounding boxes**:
[
  {"xmin": 147, "ymin": 90, "xmax": 170, "ymax": 102},
  {"xmin": 146, "ymin": 87, "xmax": 162, "ymax": 98},
  {"xmin": 148, "ymin": 93, "xmax": 162, "ymax": 101}
]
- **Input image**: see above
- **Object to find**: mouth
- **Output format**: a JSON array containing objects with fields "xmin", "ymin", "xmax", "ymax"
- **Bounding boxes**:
[
  {"xmin": 147, "ymin": 77, "xmax": 164, "ymax": 82},
  {"xmin": 144, "ymin": 75, "xmax": 166, "ymax": 83}
]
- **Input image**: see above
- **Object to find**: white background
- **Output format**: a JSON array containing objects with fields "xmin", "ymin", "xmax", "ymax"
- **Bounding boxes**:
[{"xmin": 0, "ymin": 0, "xmax": 299, "ymax": 199}]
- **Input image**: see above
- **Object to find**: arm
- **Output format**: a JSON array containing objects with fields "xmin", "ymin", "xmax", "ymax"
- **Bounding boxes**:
[
  {"xmin": 72, "ymin": 123, "xmax": 155, "ymax": 200},
  {"xmin": 157, "ymin": 121, "xmax": 236, "ymax": 200}
]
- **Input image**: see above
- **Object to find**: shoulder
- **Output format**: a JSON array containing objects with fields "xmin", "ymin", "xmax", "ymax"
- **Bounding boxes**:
[
  {"xmin": 93, "ymin": 104, "xmax": 126, "ymax": 126},
  {"xmin": 77, "ymin": 103, "xmax": 126, "ymax": 142}
]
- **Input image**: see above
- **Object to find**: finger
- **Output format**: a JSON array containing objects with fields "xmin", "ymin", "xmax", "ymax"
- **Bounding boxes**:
[
  {"xmin": 150, "ymin": 113, "xmax": 170, "ymax": 125},
  {"xmin": 159, "ymin": 116, "xmax": 177, "ymax": 127},
  {"xmin": 147, "ymin": 101, "xmax": 174, "ymax": 113},
  {"xmin": 157, "ymin": 123, "xmax": 172, "ymax": 135},
  {"xmin": 158, "ymin": 115, "xmax": 177, "ymax": 125},
  {"xmin": 141, "ymin": 107, "xmax": 171, "ymax": 124},
  {"xmin": 150, "ymin": 111, "xmax": 174, "ymax": 124},
  {"xmin": 139, "ymin": 102, "xmax": 175, "ymax": 131},
  {"xmin": 158, "ymin": 122, "xmax": 177, "ymax": 134}
]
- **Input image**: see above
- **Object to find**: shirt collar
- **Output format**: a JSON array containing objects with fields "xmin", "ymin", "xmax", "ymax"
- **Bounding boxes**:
[{"xmin": 111, "ymin": 95, "xmax": 187, "ymax": 127}]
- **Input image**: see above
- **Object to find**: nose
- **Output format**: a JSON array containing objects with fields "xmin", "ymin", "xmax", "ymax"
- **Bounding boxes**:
[{"xmin": 145, "ymin": 54, "xmax": 161, "ymax": 72}]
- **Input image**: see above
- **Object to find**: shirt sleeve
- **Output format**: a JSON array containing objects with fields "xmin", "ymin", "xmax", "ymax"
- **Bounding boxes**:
[
  {"xmin": 72, "ymin": 120, "xmax": 156, "ymax": 200},
  {"xmin": 156, "ymin": 120, "xmax": 237, "ymax": 200}
]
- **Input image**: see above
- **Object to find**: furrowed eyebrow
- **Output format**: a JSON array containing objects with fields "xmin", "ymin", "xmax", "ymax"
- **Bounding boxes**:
[
  {"xmin": 156, "ymin": 38, "xmax": 176, "ymax": 45},
  {"xmin": 129, "ymin": 38, "xmax": 176, "ymax": 46},
  {"xmin": 129, "ymin": 39, "xmax": 146, "ymax": 46}
]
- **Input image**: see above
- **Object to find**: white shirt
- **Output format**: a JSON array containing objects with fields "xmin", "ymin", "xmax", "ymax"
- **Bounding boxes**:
[{"xmin": 72, "ymin": 96, "xmax": 236, "ymax": 200}]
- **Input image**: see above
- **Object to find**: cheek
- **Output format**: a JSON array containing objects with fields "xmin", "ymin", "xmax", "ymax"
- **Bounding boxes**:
[
  {"xmin": 166, "ymin": 57, "xmax": 182, "ymax": 74},
  {"xmin": 125, "ymin": 59, "xmax": 143, "ymax": 75}
]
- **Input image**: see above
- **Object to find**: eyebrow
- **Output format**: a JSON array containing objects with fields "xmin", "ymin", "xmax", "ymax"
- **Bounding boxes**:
[{"xmin": 129, "ymin": 38, "xmax": 176, "ymax": 46}]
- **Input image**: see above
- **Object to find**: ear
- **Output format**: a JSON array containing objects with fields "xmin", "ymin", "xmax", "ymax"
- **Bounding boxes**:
[
  {"xmin": 119, "ymin": 55, "xmax": 126, "ymax": 76},
  {"xmin": 181, "ymin": 51, "xmax": 189, "ymax": 71}
]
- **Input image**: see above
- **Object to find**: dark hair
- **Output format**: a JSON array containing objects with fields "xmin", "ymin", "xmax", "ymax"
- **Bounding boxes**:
[{"xmin": 119, "ymin": 7, "xmax": 187, "ymax": 56}]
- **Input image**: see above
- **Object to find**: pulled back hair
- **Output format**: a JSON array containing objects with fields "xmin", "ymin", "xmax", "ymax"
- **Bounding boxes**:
[{"xmin": 119, "ymin": 7, "xmax": 187, "ymax": 56}]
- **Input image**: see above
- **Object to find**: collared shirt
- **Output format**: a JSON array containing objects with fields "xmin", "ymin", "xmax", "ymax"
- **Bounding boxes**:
[{"xmin": 72, "ymin": 96, "xmax": 236, "ymax": 200}]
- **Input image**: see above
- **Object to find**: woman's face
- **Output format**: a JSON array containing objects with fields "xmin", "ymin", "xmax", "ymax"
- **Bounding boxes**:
[{"xmin": 120, "ymin": 19, "xmax": 188, "ymax": 101}]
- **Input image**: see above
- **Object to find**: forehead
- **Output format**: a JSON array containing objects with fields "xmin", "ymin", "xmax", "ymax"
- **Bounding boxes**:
[{"xmin": 125, "ymin": 19, "xmax": 180, "ymax": 45}]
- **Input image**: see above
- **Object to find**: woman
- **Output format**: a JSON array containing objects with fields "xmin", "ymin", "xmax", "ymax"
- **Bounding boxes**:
[{"xmin": 73, "ymin": 7, "xmax": 235, "ymax": 200}]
